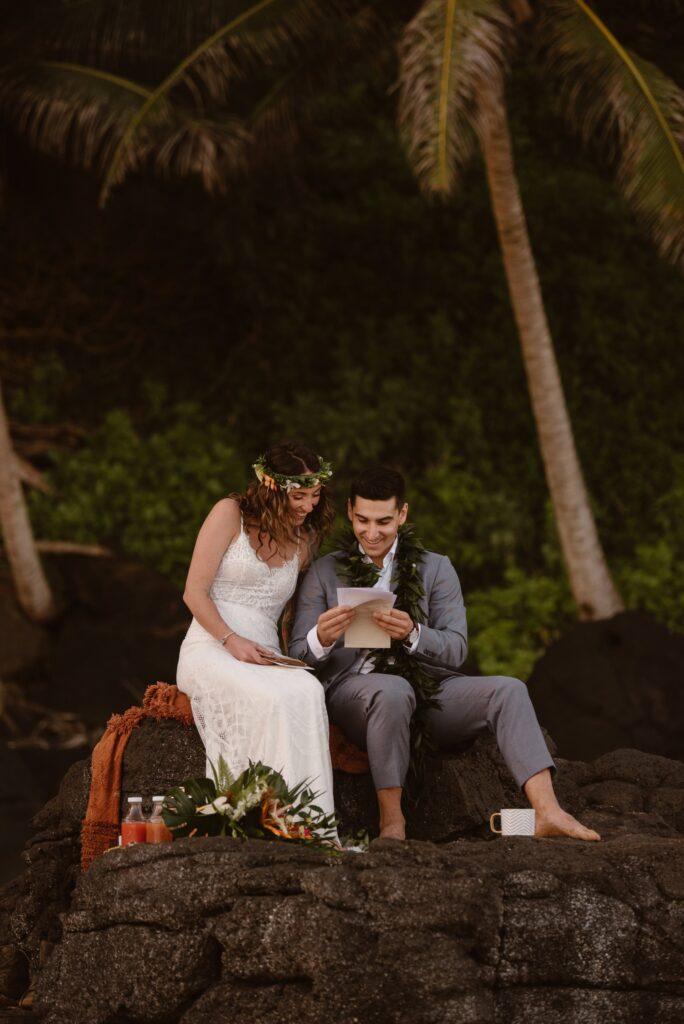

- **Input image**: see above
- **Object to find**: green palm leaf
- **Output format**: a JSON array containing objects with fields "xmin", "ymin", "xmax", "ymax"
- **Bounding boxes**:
[
  {"xmin": 1, "ymin": 1, "xmax": 374, "ymax": 200},
  {"xmin": 0, "ymin": 61, "xmax": 249, "ymax": 193},
  {"xmin": 397, "ymin": 0, "xmax": 516, "ymax": 195},
  {"xmin": 97, "ymin": 0, "xmax": 340, "ymax": 206},
  {"xmin": 539, "ymin": 0, "xmax": 684, "ymax": 267},
  {"xmin": 0, "ymin": 62, "xmax": 157, "ymax": 176}
]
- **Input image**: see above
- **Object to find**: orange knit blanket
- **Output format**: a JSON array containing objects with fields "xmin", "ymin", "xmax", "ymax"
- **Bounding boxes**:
[{"xmin": 80, "ymin": 681, "xmax": 369, "ymax": 869}]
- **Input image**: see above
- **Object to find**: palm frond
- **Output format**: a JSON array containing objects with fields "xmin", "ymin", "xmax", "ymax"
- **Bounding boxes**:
[
  {"xmin": 97, "ymin": 0, "xmax": 352, "ymax": 206},
  {"xmin": 0, "ymin": 62, "xmax": 154, "ymax": 177},
  {"xmin": 150, "ymin": 115, "xmax": 249, "ymax": 194},
  {"xmin": 183, "ymin": 0, "xmax": 375, "ymax": 103},
  {"xmin": 539, "ymin": 0, "xmax": 684, "ymax": 268},
  {"xmin": 397, "ymin": 0, "xmax": 517, "ymax": 196},
  {"xmin": 0, "ymin": 62, "xmax": 249, "ymax": 194}
]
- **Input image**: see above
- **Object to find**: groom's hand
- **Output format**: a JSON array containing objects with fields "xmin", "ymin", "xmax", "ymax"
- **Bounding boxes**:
[
  {"xmin": 316, "ymin": 606, "xmax": 355, "ymax": 647},
  {"xmin": 373, "ymin": 609, "xmax": 414, "ymax": 641}
]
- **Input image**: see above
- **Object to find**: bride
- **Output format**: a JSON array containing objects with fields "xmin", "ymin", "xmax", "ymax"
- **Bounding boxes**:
[{"xmin": 177, "ymin": 440, "xmax": 336, "ymax": 818}]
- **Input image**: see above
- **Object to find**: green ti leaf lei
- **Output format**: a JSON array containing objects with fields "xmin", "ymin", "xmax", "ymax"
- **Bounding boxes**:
[{"xmin": 335, "ymin": 524, "xmax": 442, "ymax": 794}]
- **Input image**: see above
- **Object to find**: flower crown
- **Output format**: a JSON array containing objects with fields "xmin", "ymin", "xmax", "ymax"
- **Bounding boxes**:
[{"xmin": 253, "ymin": 454, "xmax": 333, "ymax": 493}]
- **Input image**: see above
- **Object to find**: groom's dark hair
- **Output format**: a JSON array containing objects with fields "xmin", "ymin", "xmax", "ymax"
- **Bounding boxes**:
[{"xmin": 349, "ymin": 467, "xmax": 405, "ymax": 508}]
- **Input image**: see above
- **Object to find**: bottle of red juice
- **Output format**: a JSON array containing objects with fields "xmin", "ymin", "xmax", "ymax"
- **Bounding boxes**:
[
  {"xmin": 121, "ymin": 796, "xmax": 147, "ymax": 846},
  {"xmin": 146, "ymin": 796, "xmax": 172, "ymax": 844}
]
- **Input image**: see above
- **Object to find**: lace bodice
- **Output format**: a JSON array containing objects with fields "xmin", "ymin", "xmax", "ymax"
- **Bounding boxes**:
[{"xmin": 209, "ymin": 527, "xmax": 300, "ymax": 621}]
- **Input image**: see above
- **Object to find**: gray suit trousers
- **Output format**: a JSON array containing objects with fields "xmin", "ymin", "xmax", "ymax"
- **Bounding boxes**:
[{"xmin": 326, "ymin": 671, "xmax": 554, "ymax": 791}]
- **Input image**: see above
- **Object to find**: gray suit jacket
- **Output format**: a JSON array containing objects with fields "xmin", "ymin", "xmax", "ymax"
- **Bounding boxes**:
[{"xmin": 289, "ymin": 548, "xmax": 468, "ymax": 691}]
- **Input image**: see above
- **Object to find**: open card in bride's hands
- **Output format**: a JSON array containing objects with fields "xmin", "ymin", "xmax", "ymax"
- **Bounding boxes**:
[{"xmin": 264, "ymin": 652, "xmax": 315, "ymax": 670}]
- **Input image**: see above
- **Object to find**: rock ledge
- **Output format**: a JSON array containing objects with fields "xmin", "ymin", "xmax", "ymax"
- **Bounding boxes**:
[{"xmin": 34, "ymin": 832, "xmax": 684, "ymax": 1024}]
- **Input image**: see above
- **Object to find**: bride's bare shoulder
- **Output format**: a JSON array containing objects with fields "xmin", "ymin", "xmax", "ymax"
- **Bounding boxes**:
[
  {"xmin": 201, "ymin": 497, "xmax": 242, "ymax": 536},
  {"xmin": 211, "ymin": 496, "xmax": 241, "ymax": 518}
]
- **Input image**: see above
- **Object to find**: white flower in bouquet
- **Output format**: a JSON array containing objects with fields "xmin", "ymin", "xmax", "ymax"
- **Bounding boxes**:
[{"xmin": 197, "ymin": 796, "xmax": 231, "ymax": 815}]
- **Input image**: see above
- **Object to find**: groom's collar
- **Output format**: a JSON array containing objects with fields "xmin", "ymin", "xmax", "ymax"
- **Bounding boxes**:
[{"xmin": 358, "ymin": 535, "xmax": 399, "ymax": 573}]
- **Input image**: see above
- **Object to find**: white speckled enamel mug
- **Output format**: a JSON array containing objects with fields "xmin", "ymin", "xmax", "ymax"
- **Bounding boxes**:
[{"xmin": 489, "ymin": 808, "xmax": 536, "ymax": 837}]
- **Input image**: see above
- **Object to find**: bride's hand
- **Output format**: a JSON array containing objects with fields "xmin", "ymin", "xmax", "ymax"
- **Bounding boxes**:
[{"xmin": 223, "ymin": 635, "xmax": 273, "ymax": 664}]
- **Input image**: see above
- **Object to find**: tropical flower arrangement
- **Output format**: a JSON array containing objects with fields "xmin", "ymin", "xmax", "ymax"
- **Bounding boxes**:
[{"xmin": 161, "ymin": 757, "xmax": 339, "ymax": 850}]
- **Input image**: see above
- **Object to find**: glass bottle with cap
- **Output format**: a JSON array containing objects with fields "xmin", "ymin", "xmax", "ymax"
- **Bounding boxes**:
[
  {"xmin": 146, "ymin": 796, "xmax": 173, "ymax": 844},
  {"xmin": 121, "ymin": 796, "xmax": 147, "ymax": 846}
]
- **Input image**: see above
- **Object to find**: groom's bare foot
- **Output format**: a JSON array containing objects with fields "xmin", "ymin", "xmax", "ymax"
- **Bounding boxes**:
[
  {"xmin": 378, "ymin": 820, "xmax": 406, "ymax": 840},
  {"xmin": 524, "ymin": 769, "xmax": 600, "ymax": 841},
  {"xmin": 535, "ymin": 809, "xmax": 600, "ymax": 841}
]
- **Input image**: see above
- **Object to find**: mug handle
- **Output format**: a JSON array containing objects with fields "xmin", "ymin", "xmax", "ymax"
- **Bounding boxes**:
[{"xmin": 489, "ymin": 812, "xmax": 502, "ymax": 834}]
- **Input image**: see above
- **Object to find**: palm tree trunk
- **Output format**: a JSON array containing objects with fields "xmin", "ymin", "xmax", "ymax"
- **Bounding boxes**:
[
  {"xmin": 478, "ymin": 77, "xmax": 623, "ymax": 619},
  {"xmin": 0, "ymin": 375, "xmax": 57, "ymax": 621}
]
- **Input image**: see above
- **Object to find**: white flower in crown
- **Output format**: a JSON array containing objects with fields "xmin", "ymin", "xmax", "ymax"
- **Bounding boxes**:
[
  {"xmin": 253, "ymin": 464, "xmax": 264, "ymax": 482},
  {"xmin": 284, "ymin": 480, "xmax": 302, "ymax": 493}
]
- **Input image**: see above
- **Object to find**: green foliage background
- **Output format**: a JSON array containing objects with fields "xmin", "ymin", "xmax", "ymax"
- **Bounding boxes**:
[{"xmin": 5, "ymin": 64, "xmax": 684, "ymax": 678}]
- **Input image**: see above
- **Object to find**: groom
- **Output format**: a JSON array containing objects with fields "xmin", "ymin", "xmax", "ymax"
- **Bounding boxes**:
[{"xmin": 289, "ymin": 466, "xmax": 599, "ymax": 842}]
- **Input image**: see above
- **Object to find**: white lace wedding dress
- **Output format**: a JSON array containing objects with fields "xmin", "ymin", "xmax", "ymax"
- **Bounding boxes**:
[{"xmin": 176, "ymin": 522, "xmax": 335, "ymax": 819}]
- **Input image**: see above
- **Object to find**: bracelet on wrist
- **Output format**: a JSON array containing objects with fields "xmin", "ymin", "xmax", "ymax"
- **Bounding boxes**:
[{"xmin": 220, "ymin": 629, "xmax": 236, "ymax": 646}]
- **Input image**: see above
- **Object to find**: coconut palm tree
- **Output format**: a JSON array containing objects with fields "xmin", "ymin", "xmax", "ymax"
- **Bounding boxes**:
[
  {"xmin": 0, "ymin": 376, "xmax": 56, "ymax": 621},
  {"xmin": 1, "ymin": 0, "xmax": 682, "ymax": 618},
  {"xmin": 397, "ymin": 0, "xmax": 683, "ymax": 618}
]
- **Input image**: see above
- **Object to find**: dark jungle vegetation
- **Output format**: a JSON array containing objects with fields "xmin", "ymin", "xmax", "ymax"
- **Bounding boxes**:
[{"xmin": 2, "ymin": 3, "xmax": 683, "ymax": 678}]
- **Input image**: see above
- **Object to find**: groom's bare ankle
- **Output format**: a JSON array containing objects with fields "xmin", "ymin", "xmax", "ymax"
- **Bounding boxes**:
[
  {"xmin": 378, "ymin": 821, "xmax": 406, "ymax": 840},
  {"xmin": 377, "ymin": 786, "xmax": 405, "ymax": 838}
]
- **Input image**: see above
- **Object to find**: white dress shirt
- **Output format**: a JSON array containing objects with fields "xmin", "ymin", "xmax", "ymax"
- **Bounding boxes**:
[{"xmin": 306, "ymin": 536, "xmax": 420, "ymax": 672}]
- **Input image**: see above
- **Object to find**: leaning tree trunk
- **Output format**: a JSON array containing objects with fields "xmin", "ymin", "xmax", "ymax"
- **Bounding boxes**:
[
  {"xmin": 478, "ymin": 77, "xmax": 623, "ymax": 620},
  {"xmin": 0, "ymin": 375, "xmax": 57, "ymax": 621}
]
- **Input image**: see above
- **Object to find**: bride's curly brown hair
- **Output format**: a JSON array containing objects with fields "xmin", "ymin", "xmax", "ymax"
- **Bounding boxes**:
[{"xmin": 233, "ymin": 440, "xmax": 335, "ymax": 555}]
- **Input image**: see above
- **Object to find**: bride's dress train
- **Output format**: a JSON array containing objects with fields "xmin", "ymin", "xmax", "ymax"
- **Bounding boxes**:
[{"xmin": 177, "ymin": 524, "xmax": 335, "ymax": 819}]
